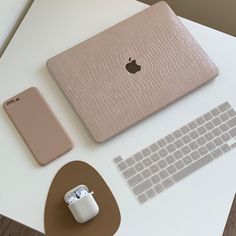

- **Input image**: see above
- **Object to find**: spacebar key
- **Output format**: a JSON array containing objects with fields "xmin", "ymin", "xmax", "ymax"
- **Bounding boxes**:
[{"xmin": 173, "ymin": 154, "xmax": 213, "ymax": 182}]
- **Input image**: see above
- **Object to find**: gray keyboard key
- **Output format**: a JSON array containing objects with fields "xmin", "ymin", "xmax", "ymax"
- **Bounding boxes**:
[
  {"xmin": 135, "ymin": 162, "xmax": 144, "ymax": 172},
  {"xmin": 142, "ymin": 148, "xmax": 151, "ymax": 157},
  {"xmin": 173, "ymin": 130, "xmax": 182, "ymax": 139},
  {"xmin": 197, "ymin": 137, "xmax": 206, "ymax": 146},
  {"xmin": 118, "ymin": 162, "xmax": 127, "ymax": 171},
  {"xmin": 173, "ymin": 150, "xmax": 183, "ymax": 159},
  {"xmin": 137, "ymin": 194, "xmax": 147, "ymax": 204},
  {"xmin": 221, "ymin": 144, "xmax": 230, "ymax": 153},
  {"xmin": 206, "ymin": 142, "xmax": 216, "ymax": 151},
  {"xmin": 146, "ymin": 188, "xmax": 156, "ymax": 199},
  {"xmin": 181, "ymin": 126, "xmax": 190, "ymax": 134},
  {"xmin": 182, "ymin": 135, "xmax": 191, "ymax": 144},
  {"xmin": 159, "ymin": 170, "xmax": 169, "ymax": 179},
  {"xmin": 157, "ymin": 138, "xmax": 167, "ymax": 148},
  {"xmin": 219, "ymin": 124, "xmax": 229, "ymax": 132},
  {"xmin": 227, "ymin": 109, "xmax": 236, "ymax": 117},
  {"xmin": 188, "ymin": 121, "xmax": 197, "ymax": 129},
  {"xmin": 212, "ymin": 117, "xmax": 222, "ymax": 126},
  {"xmin": 174, "ymin": 139, "xmax": 184, "ymax": 148},
  {"xmin": 151, "ymin": 153, "xmax": 160, "ymax": 162},
  {"xmin": 128, "ymin": 174, "xmax": 143, "ymax": 187},
  {"xmin": 197, "ymin": 126, "xmax": 207, "ymax": 135},
  {"xmin": 150, "ymin": 143, "xmax": 158, "ymax": 152},
  {"xmin": 150, "ymin": 164, "xmax": 159, "ymax": 174},
  {"xmin": 213, "ymin": 137, "xmax": 223, "ymax": 146},
  {"xmin": 175, "ymin": 160, "xmax": 184, "ymax": 169},
  {"xmin": 142, "ymin": 169, "xmax": 151, "ymax": 178},
  {"xmin": 181, "ymin": 146, "xmax": 191, "ymax": 155},
  {"xmin": 221, "ymin": 133, "xmax": 231, "ymax": 142},
  {"xmin": 173, "ymin": 154, "xmax": 213, "ymax": 182},
  {"xmin": 166, "ymin": 144, "xmax": 176, "ymax": 153},
  {"xmin": 189, "ymin": 141, "xmax": 199, "ymax": 150},
  {"xmin": 212, "ymin": 128, "xmax": 221, "ymax": 137},
  {"xmin": 191, "ymin": 151, "xmax": 200, "ymax": 160},
  {"xmin": 114, "ymin": 156, "xmax": 122, "ymax": 164},
  {"xmin": 158, "ymin": 159, "xmax": 167, "ymax": 168},
  {"xmin": 123, "ymin": 167, "xmax": 136, "ymax": 179},
  {"xmin": 134, "ymin": 153, "xmax": 142, "ymax": 162},
  {"xmin": 159, "ymin": 148, "xmax": 168, "ymax": 158},
  {"xmin": 166, "ymin": 155, "xmax": 175, "ymax": 164},
  {"xmin": 126, "ymin": 157, "xmax": 135, "ymax": 166},
  {"xmin": 162, "ymin": 178, "xmax": 174, "ymax": 188},
  {"xmin": 173, "ymin": 150, "xmax": 183, "ymax": 160},
  {"xmin": 183, "ymin": 156, "xmax": 193, "ymax": 165},
  {"xmin": 220, "ymin": 113, "xmax": 229, "ymax": 122},
  {"xmin": 218, "ymin": 102, "xmax": 231, "ymax": 112},
  {"xmin": 143, "ymin": 158, "xmax": 152, "ymax": 167},
  {"xmin": 229, "ymin": 127, "xmax": 236, "ymax": 137},
  {"xmin": 133, "ymin": 179, "xmax": 152, "ymax": 195},
  {"xmin": 203, "ymin": 112, "xmax": 212, "ymax": 121},
  {"xmin": 154, "ymin": 184, "xmax": 164, "ymax": 194},
  {"xmin": 151, "ymin": 174, "xmax": 161, "ymax": 184},
  {"xmin": 165, "ymin": 134, "xmax": 175, "ymax": 143},
  {"xmin": 189, "ymin": 130, "xmax": 199, "ymax": 139},
  {"xmin": 196, "ymin": 117, "xmax": 205, "ymax": 125},
  {"xmin": 206, "ymin": 121, "xmax": 214, "ymax": 131},
  {"xmin": 204, "ymin": 132, "xmax": 214, "ymax": 141},
  {"xmin": 211, "ymin": 148, "xmax": 223, "ymax": 158},
  {"xmin": 167, "ymin": 165, "xmax": 177, "ymax": 174},
  {"xmin": 211, "ymin": 108, "xmax": 220, "ymax": 116},
  {"xmin": 227, "ymin": 117, "xmax": 236, "ymax": 128},
  {"xmin": 198, "ymin": 146, "xmax": 208, "ymax": 156}
]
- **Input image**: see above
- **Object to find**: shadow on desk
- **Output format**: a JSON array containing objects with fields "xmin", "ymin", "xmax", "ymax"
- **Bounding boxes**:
[{"xmin": 0, "ymin": 214, "xmax": 44, "ymax": 236}]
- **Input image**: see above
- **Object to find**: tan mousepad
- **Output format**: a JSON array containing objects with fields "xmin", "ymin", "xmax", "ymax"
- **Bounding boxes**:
[
  {"xmin": 137, "ymin": 0, "xmax": 236, "ymax": 37},
  {"xmin": 45, "ymin": 161, "xmax": 121, "ymax": 236}
]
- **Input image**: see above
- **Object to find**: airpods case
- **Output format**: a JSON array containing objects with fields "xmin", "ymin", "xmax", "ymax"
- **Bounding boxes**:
[
  {"xmin": 68, "ymin": 193, "xmax": 99, "ymax": 223},
  {"xmin": 65, "ymin": 185, "xmax": 99, "ymax": 223}
]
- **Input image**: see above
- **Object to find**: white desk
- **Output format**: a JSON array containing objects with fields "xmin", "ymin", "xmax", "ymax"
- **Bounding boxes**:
[
  {"xmin": 0, "ymin": 0, "xmax": 33, "ymax": 56},
  {"xmin": 0, "ymin": 0, "xmax": 236, "ymax": 235}
]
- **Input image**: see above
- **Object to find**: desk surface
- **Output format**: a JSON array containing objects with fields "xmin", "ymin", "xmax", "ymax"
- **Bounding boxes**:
[
  {"xmin": 0, "ymin": 0, "xmax": 236, "ymax": 235},
  {"xmin": 0, "ymin": 0, "xmax": 33, "ymax": 56}
]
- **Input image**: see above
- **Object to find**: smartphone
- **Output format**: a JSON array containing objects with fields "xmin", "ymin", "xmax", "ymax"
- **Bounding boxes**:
[{"xmin": 3, "ymin": 87, "xmax": 73, "ymax": 165}]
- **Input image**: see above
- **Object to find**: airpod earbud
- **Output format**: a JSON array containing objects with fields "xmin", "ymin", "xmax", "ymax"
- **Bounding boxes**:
[
  {"xmin": 68, "ymin": 196, "xmax": 79, "ymax": 204},
  {"xmin": 64, "ymin": 184, "xmax": 99, "ymax": 223},
  {"xmin": 64, "ymin": 192, "xmax": 77, "ymax": 205},
  {"xmin": 75, "ymin": 186, "xmax": 89, "ymax": 198}
]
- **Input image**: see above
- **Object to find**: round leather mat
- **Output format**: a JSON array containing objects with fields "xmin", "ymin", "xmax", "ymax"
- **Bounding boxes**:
[{"xmin": 44, "ymin": 161, "xmax": 121, "ymax": 236}]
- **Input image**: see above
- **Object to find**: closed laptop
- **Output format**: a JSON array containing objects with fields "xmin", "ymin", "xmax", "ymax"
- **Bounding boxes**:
[{"xmin": 47, "ymin": 2, "xmax": 219, "ymax": 142}]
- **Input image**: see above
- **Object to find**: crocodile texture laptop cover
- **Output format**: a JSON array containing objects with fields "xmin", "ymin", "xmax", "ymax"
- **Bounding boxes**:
[{"xmin": 47, "ymin": 1, "xmax": 219, "ymax": 142}]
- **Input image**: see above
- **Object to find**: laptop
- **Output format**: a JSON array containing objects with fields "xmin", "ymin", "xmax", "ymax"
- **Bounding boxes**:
[{"xmin": 47, "ymin": 1, "xmax": 219, "ymax": 142}]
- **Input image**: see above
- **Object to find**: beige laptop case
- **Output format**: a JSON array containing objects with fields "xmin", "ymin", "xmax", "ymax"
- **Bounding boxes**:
[{"xmin": 47, "ymin": 1, "xmax": 219, "ymax": 143}]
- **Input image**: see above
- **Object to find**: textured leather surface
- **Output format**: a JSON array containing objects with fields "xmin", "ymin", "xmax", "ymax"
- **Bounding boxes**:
[{"xmin": 47, "ymin": 1, "xmax": 219, "ymax": 142}]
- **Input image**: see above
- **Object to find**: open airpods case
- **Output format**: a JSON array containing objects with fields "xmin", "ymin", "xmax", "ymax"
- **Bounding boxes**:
[{"xmin": 65, "ymin": 185, "xmax": 99, "ymax": 223}]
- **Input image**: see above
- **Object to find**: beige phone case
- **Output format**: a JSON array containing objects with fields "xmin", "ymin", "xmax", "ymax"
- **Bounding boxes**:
[
  {"xmin": 47, "ymin": 2, "xmax": 219, "ymax": 143},
  {"xmin": 3, "ymin": 87, "xmax": 73, "ymax": 165}
]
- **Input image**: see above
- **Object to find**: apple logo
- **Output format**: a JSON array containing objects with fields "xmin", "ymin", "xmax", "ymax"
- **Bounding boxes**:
[{"xmin": 125, "ymin": 58, "xmax": 141, "ymax": 74}]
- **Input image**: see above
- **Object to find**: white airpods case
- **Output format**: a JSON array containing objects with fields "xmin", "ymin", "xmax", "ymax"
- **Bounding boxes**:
[
  {"xmin": 68, "ymin": 193, "xmax": 99, "ymax": 223},
  {"xmin": 65, "ymin": 185, "xmax": 99, "ymax": 223}
]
